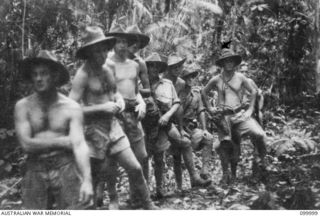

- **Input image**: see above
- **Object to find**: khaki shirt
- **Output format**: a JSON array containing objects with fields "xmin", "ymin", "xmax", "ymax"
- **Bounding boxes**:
[
  {"xmin": 153, "ymin": 78, "xmax": 180, "ymax": 112},
  {"xmin": 179, "ymin": 87, "xmax": 205, "ymax": 121}
]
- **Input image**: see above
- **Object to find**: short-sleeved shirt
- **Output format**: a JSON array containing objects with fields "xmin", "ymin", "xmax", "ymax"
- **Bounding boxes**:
[
  {"xmin": 179, "ymin": 87, "xmax": 205, "ymax": 121},
  {"xmin": 153, "ymin": 78, "xmax": 180, "ymax": 112}
]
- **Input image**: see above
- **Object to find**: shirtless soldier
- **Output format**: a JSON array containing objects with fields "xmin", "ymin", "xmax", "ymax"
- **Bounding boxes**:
[
  {"xmin": 15, "ymin": 50, "xmax": 93, "ymax": 209},
  {"xmin": 164, "ymin": 54, "xmax": 211, "ymax": 188},
  {"xmin": 69, "ymin": 26, "xmax": 155, "ymax": 209},
  {"xmin": 106, "ymin": 25, "xmax": 148, "ymax": 177},
  {"xmin": 106, "ymin": 25, "xmax": 150, "ymax": 208},
  {"xmin": 202, "ymin": 48, "xmax": 267, "ymax": 184},
  {"xmin": 126, "ymin": 24, "xmax": 151, "ymax": 98}
]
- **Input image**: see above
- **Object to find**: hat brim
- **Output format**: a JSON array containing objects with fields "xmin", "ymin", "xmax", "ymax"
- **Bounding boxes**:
[
  {"xmin": 181, "ymin": 70, "xmax": 199, "ymax": 79},
  {"xmin": 105, "ymin": 33, "xmax": 138, "ymax": 46},
  {"xmin": 20, "ymin": 57, "xmax": 69, "ymax": 86},
  {"xmin": 131, "ymin": 33, "xmax": 150, "ymax": 49},
  {"xmin": 168, "ymin": 58, "xmax": 186, "ymax": 68},
  {"xmin": 216, "ymin": 55, "xmax": 242, "ymax": 67},
  {"xmin": 76, "ymin": 37, "xmax": 116, "ymax": 59},
  {"xmin": 146, "ymin": 61, "xmax": 168, "ymax": 73}
]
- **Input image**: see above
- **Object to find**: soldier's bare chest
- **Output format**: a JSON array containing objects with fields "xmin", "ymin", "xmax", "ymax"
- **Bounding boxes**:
[
  {"xmin": 218, "ymin": 75, "xmax": 242, "ymax": 92},
  {"xmin": 28, "ymin": 103, "xmax": 69, "ymax": 134},
  {"xmin": 87, "ymin": 76, "xmax": 105, "ymax": 95},
  {"xmin": 114, "ymin": 63, "xmax": 137, "ymax": 82}
]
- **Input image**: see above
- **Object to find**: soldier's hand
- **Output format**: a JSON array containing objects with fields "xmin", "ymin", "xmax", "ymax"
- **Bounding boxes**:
[
  {"xmin": 241, "ymin": 109, "xmax": 253, "ymax": 120},
  {"xmin": 159, "ymin": 114, "xmax": 170, "ymax": 126},
  {"xmin": 135, "ymin": 102, "xmax": 146, "ymax": 120},
  {"xmin": 79, "ymin": 180, "xmax": 93, "ymax": 205},
  {"xmin": 208, "ymin": 107, "xmax": 218, "ymax": 115},
  {"xmin": 101, "ymin": 102, "xmax": 120, "ymax": 114}
]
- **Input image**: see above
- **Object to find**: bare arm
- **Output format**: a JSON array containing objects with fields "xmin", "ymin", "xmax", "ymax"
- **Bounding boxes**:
[
  {"xmin": 174, "ymin": 105, "xmax": 184, "ymax": 131},
  {"xmin": 164, "ymin": 102, "xmax": 180, "ymax": 120},
  {"xmin": 68, "ymin": 104, "xmax": 93, "ymax": 203},
  {"xmin": 242, "ymin": 75, "xmax": 257, "ymax": 115},
  {"xmin": 138, "ymin": 60, "xmax": 151, "ymax": 97},
  {"xmin": 198, "ymin": 97, "xmax": 207, "ymax": 130},
  {"xmin": 69, "ymin": 67, "xmax": 87, "ymax": 103},
  {"xmin": 14, "ymin": 100, "xmax": 71, "ymax": 154},
  {"xmin": 69, "ymin": 105, "xmax": 91, "ymax": 183},
  {"xmin": 114, "ymin": 91, "xmax": 125, "ymax": 112}
]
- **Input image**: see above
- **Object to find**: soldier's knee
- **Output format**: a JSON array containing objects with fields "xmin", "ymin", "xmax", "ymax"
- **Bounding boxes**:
[
  {"xmin": 252, "ymin": 131, "xmax": 266, "ymax": 142},
  {"xmin": 192, "ymin": 129, "xmax": 214, "ymax": 151},
  {"xmin": 128, "ymin": 162, "xmax": 143, "ymax": 176}
]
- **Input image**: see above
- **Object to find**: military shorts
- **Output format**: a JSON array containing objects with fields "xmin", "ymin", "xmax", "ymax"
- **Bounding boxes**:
[
  {"xmin": 119, "ymin": 99, "xmax": 145, "ymax": 145},
  {"xmin": 85, "ymin": 115, "xmax": 128, "ymax": 160},
  {"xmin": 217, "ymin": 111, "xmax": 265, "ymax": 142},
  {"xmin": 189, "ymin": 128, "xmax": 214, "ymax": 151},
  {"xmin": 22, "ymin": 152, "xmax": 86, "ymax": 210},
  {"xmin": 90, "ymin": 136, "xmax": 131, "ymax": 183}
]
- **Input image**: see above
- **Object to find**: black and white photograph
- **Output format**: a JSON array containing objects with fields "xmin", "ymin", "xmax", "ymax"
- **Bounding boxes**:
[{"xmin": 0, "ymin": 0, "xmax": 319, "ymax": 212}]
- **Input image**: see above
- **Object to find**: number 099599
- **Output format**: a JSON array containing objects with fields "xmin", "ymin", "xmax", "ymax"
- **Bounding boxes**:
[{"xmin": 300, "ymin": 211, "xmax": 318, "ymax": 215}]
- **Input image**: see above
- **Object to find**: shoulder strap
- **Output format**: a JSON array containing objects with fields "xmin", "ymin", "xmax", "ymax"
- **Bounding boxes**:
[{"xmin": 220, "ymin": 74, "xmax": 242, "ymax": 104}]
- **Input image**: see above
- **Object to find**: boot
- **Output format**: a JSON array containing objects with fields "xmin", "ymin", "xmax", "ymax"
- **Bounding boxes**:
[
  {"xmin": 154, "ymin": 152, "xmax": 173, "ymax": 200},
  {"xmin": 191, "ymin": 174, "xmax": 212, "ymax": 188},
  {"xmin": 130, "ymin": 169, "xmax": 159, "ymax": 210},
  {"xmin": 106, "ymin": 171, "xmax": 119, "ymax": 210},
  {"xmin": 217, "ymin": 141, "xmax": 232, "ymax": 185},
  {"xmin": 95, "ymin": 181, "xmax": 105, "ymax": 208},
  {"xmin": 230, "ymin": 160, "xmax": 237, "ymax": 184},
  {"xmin": 229, "ymin": 141, "xmax": 240, "ymax": 184},
  {"xmin": 108, "ymin": 194, "xmax": 119, "ymax": 210},
  {"xmin": 129, "ymin": 179, "xmax": 141, "ymax": 209},
  {"xmin": 173, "ymin": 153, "xmax": 183, "ymax": 190},
  {"xmin": 143, "ymin": 200, "xmax": 160, "ymax": 210},
  {"xmin": 182, "ymin": 146, "xmax": 211, "ymax": 188}
]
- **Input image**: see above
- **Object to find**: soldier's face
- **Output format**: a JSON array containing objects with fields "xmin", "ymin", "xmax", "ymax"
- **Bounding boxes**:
[
  {"xmin": 185, "ymin": 75, "xmax": 197, "ymax": 87},
  {"xmin": 89, "ymin": 43, "xmax": 109, "ymax": 66},
  {"xmin": 168, "ymin": 65, "xmax": 183, "ymax": 77},
  {"xmin": 31, "ymin": 64, "xmax": 55, "ymax": 92},
  {"xmin": 223, "ymin": 58, "xmax": 235, "ymax": 71},
  {"xmin": 114, "ymin": 37, "xmax": 128, "ymax": 55},
  {"xmin": 147, "ymin": 64, "xmax": 159, "ymax": 82},
  {"xmin": 128, "ymin": 42, "xmax": 140, "ymax": 54}
]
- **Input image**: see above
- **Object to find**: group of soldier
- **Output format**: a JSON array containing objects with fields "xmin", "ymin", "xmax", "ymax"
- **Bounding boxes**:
[{"xmin": 14, "ymin": 24, "xmax": 268, "ymax": 210}]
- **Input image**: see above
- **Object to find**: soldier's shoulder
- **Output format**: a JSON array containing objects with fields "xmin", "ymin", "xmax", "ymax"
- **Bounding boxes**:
[
  {"xmin": 58, "ymin": 94, "xmax": 82, "ymax": 110},
  {"xmin": 15, "ymin": 96, "xmax": 31, "ymax": 109},
  {"xmin": 177, "ymin": 77, "xmax": 185, "ymax": 84},
  {"xmin": 75, "ymin": 63, "xmax": 90, "ymax": 77},
  {"xmin": 161, "ymin": 78, "xmax": 173, "ymax": 84}
]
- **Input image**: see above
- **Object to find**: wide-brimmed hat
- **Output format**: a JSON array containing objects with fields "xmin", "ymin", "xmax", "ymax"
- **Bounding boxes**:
[
  {"xmin": 181, "ymin": 63, "xmax": 201, "ymax": 79},
  {"xmin": 20, "ymin": 50, "xmax": 69, "ymax": 86},
  {"xmin": 76, "ymin": 26, "xmax": 116, "ymax": 59},
  {"xmin": 125, "ymin": 25, "xmax": 150, "ymax": 49},
  {"xmin": 145, "ymin": 52, "xmax": 167, "ymax": 73},
  {"xmin": 216, "ymin": 48, "xmax": 242, "ymax": 67},
  {"xmin": 105, "ymin": 24, "xmax": 137, "ymax": 46},
  {"xmin": 167, "ymin": 54, "xmax": 186, "ymax": 68}
]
